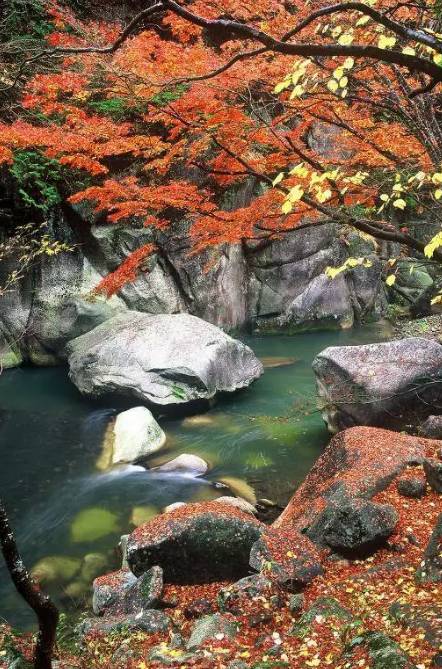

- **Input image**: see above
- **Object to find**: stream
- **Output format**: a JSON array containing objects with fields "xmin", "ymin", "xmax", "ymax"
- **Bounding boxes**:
[{"xmin": 0, "ymin": 325, "xmax": 392, "ymax": 629}]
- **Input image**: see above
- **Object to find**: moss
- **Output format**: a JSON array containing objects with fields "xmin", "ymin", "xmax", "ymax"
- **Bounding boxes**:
[{"xmin": 31, "ymin": 555, "xmax": 82, "ymax": 584}]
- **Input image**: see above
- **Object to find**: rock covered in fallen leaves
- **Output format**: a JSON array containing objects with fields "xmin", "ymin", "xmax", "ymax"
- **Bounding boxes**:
[
  {"xmin": 126, "ymin": 501, "xmax": 264, "ymax": 583},
  {"xmin": 416, "ymin": 513, "xmax": 442, "ymax": 582},
  {"xmin": 249, "ymin": 526, "xmax": 323, "ymax": 589},
  {"xmin": 389, "ymin": 602, "xmax": 442, "ymax": 649},
  {"xmin": 186, "ymin": 613, "xmax": 238, "ymax": 650},
  {"xmin": 92, "ymin": 569, "xmax": 136, "ymax": 616},
  {"xmin": 420, "ymin": 415, "xmax": 442, "ymax": 439},
  {"xmin": 291, "ymin": 596, "xmax": 353, "ymax": 637},
  {"xmin": 397, "ymin": 476, "xmax": 427, "ymax": 498},
  {"xmin": 423, "ymin": 458, "xmax": 442, "ymax": 493},
  {"xmin": 313, "ymin": 337, "xmax": 442, "ymax": 433},
  {"xmin": 217, "ymin": 574, "xmax": 275, "ymax": 613},
  {"xmin": 306, "ymin": 496, "xmax": 398, "ymax": 554},
  {"xmin": 275, "ymin": 427, "xmax": 430, "ymax": 532},
  {"xmin": 344, "ymin": 630, "xmax": 418, "ymax": 668}
]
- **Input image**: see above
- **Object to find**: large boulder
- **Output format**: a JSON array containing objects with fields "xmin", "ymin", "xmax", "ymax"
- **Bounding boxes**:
[
  {"xmin": 67, "ymin": 311, "xmax": 263, "ymax": 407},
  {"xmin": 126, "ymin": 501, "xmax": 264, "ymax": 583},
  {"xmin": 313, "ymin": 337, "xmax": 442, "ymax": 432},
  {"xmin": 274, "ymin": 427, "xmax": 435, "ymax": 551},
  {"xmin": 111, "ymin": 407, "xmax": 166, "ymax": 465}
]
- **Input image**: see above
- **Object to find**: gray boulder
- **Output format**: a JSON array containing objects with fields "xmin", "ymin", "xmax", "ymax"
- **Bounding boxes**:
[
  {"xmin": 420, "ymin": 415, "xmax": 442, "ymax": 439},
  {"xmin": 306, "ymin": 496, "xmax": 398, "ymax": 554},
  {"xmin": 67, "ymin": 311, "xmax": 263, "ymax": 407},
  {"xmin": 423, "ymin": 458, "xmax": 442, "ymax": 493},
  {"xmin": 92, "ymin": 569, "xmax": 137, "ymax": 616},
  {"xmin": 112, "ymin": 407, "xmax": 166, "ymax": 465},
  {"xmin": 313, "ymin": 337, "xmax": 442, "ymax": 432}
]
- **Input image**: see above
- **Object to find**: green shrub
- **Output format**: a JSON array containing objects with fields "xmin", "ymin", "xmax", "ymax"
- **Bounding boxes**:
[
  {"xmin": 10, "ymin": 150, "xmax": 63, "ymax": 215},
  {"xmin": 2, "ymin": 0, "xmax": 53, "ymax": 40}
]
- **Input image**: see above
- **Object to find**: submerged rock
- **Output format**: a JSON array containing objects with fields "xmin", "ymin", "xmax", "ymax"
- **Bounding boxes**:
[
  {"xmin": 126, "ymin": 501, "xmax": 264, "ymax": 583},
  {"xmin": 111, "ymin": 407, "xmax": 166, "ymax": 465},
  {"xmin": 70, "ymin": 507, "xmax": 120, "ymax": 543},
  {"xmin": 67, "ymin": 311, "xmax": 263, "ymax": 407},
  {"xmin": 152, "ymin": 454, "xmax": 208, "ymax": 477},
  {"xmin": 31, "ymin": 556, "xmax": 81, "ymax": 584},
  {"xmin": 130, "ymin": 506, "xmax": 158, "ymax": 527},
  {"xmin": 313, "ymin": 337, "xmax": 442, "ymax": 433}
]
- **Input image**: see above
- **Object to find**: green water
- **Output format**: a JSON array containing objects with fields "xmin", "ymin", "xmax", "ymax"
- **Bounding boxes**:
[{"xmin": 0, "ymin": 325, "xmax": 391, "ymax": 628}]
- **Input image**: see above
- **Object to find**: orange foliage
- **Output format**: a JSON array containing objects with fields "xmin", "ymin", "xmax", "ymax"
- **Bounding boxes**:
[{"xmin": 0, "ymin": 0, "xmax": 438, "ymax": 294}]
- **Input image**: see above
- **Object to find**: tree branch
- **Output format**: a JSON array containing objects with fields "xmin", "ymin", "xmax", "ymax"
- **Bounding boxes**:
[{"xmin": 0, "ymin": 498, "xmax": 59, "ymax": 669}]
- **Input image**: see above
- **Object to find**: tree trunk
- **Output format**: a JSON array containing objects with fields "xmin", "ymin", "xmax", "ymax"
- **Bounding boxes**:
[{"xmin": 0, "ymin": 497, "xmax": 59, "ymax": 669}]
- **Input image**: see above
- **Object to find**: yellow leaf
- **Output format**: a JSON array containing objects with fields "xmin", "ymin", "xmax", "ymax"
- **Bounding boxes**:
[
  {"xmin": 424, "ymin": 231, "xmax": 442, "ymax": 258},
  {"xmin": 282, "ymin": 199, "xmax": 293, "ymax": 214},
  {"xmin": 333, "ymin": 67, "xmax": 345, "ymax": 80},
  {"xmin": 435, "ymin": 189, "xmax": 442, "ymax": 200},
  {"xmin": 272, "ymin": 172, "xmax": 284, "ymax": 187},
  {"xmin": 288, "ymin": 184, "xmax": 305, "ymax": 202},
  {"xmin": 338, "ymin": 33, "xmax": 354, "ymax": 46},
  {"xmin": 432, "ymin": 172, "xmax": 442, "ymax": 185},
  {"xmin": 290, "ymin": 162, "xmax": 309, "ymax": 178},
  {"xmin": 402, "ymin": 46, "xmax": 416, "ymax": 56},
  {"xmin": 392, "ymin": 198, "xmax": 407, "ymax": 209},
  {"xmin": 380, "ymin": 194, "xmax": 390, "ymax": 202},
  {"xmin": 339, "ymin": 76, "xmax": 348, "ymax": 88},
  {"xmin": 274, "ymin": 80, "xmax": 291, "ymax": 94},
  {"xmin": 433, "ymin": 53, "xmax": 442, "ymax": 66},
  {"xmin": 290, "ymin": 84, "xmax": 305, "ymax": 98},
  {"xmin": 386, "ymin": 274, "xmax": 396, "ymax": 286},
  {"xmin": 356, "ymin": 15, "xmax": 370, "ymax": 26},
  {"xmin": 344, "ymin": 57, "xmax": 355, "ymax": 69},
  {"xmin": 327, "ymin": 79, "xmax": 339, "ymax": 93},
  {"xmin": 378, "ymin": 35, "xmax": 397, "ymax": 49}
]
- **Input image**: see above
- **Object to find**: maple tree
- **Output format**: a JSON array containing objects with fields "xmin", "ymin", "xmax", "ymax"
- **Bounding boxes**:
[{"xmin": 1, "ymin": 0, "xmax": 442, "ymax": 302}]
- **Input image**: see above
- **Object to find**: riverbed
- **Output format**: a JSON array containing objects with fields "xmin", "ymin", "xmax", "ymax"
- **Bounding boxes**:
[{"xmin": 0, "ymin": 325, "xmax": 391, "ymax": 628}]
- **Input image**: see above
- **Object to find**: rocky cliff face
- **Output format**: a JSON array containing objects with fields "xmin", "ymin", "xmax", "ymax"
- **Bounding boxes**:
[{"xmin": 0, "ymin": 207, "xmax": 390, "ymax": 368}]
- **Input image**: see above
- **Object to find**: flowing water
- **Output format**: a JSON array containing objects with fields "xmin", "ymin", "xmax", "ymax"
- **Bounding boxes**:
[{"xmin": 0, "ymin": 325, "xmax": 392, "ymax": 629}]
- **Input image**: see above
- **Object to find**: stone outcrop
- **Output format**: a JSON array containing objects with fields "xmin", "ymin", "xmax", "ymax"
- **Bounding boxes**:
[
  {"xmin": 274, "ymin": 427, "xmax": 436, "ymax": 554},
  {"xmin": 67, "ymin": 311, "xmax": 263, "ymax": 407},
  {"xmin": 0, "ymin": 214, "xmax": 389, "ymax": 370},
  {"xmin": 313, "ymin": 337, "xmax": 442, "ymax": 433}
]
